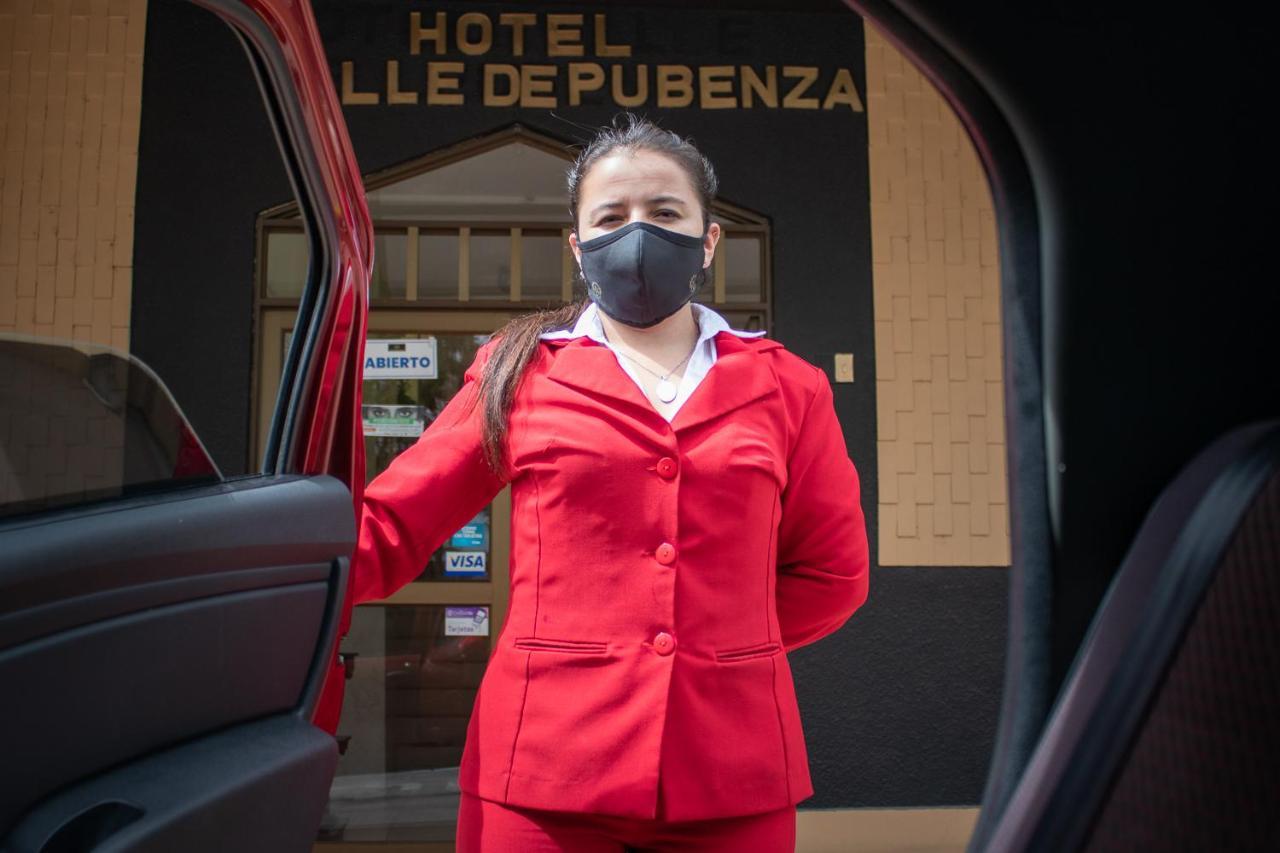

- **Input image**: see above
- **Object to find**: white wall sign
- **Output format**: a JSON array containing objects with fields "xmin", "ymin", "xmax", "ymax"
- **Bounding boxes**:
[{"xmin": 364, "ymin": 337, "xmax": 437, "ymax": 380}]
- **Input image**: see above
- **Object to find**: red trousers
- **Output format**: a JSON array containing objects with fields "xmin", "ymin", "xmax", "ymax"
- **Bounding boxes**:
[{"xmin": 456, "ymin": 791, "xmax": 797, "ymax": 852}]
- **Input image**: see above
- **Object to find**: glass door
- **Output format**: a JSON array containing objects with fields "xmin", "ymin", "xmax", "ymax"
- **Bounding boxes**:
[
  {"xmin": 334, "ymin": 311, "xmax": 513, "ymax": 848},
  {"xmin": 260, "ymin": 310, "xmax": 512, "ymax": 850}
]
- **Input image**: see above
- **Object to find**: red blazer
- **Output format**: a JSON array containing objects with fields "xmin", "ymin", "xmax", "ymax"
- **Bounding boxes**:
[{"xmin": 352, "ymin": 329, "xmax": 870, "ymax": 821}]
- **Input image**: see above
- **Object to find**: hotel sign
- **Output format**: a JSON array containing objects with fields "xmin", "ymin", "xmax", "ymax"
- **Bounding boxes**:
[{"xmin": 336, "ymin": 10, "xmax": 864, "ymax": 113}]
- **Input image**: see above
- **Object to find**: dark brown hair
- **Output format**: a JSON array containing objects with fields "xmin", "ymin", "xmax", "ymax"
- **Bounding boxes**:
[{"xmin": 474, "ymin": 113, "xmax": 719, "ymax": 476}]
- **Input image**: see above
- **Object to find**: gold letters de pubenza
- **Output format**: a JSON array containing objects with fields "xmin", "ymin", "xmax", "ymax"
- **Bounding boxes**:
[{"xmin": 338, "ymin": 12, "xmax": 865, "ymax": 113}]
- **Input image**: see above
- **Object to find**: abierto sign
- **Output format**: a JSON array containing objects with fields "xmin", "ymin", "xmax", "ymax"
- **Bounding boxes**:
[{"xmin": 363, "ymin": 337, "xmax": 437, "ymax": 380}]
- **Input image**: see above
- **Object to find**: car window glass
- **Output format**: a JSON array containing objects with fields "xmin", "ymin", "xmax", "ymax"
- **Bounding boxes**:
[
  {"xmin": 0, "ymin": 1, "xmax": 311, "ymax": 518},
  {"xmin": 0, "ymin": 334, "xmax": 219, "ymax": 518}
]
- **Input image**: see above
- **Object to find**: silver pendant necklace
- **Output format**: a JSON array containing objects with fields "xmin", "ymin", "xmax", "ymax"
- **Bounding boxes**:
[{"xmin": 603, "ymin": 331, "xmax": 698, "ymax": 404}]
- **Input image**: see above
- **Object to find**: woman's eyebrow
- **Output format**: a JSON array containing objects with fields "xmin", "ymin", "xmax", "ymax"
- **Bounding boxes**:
[
  {"xmin": 588, "ymin": 200, "xmax": 624, "ymax": 218},
  {"xmin": 588, "ymin": 195, "xmax": 687, "ymax": 219}
]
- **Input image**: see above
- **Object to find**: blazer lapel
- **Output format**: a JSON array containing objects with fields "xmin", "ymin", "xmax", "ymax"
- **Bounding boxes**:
[
  {"xmin": 543, "ymin": 332, "xmax": 783, "ymax": 433},
  {"xmin": 544, "ymin": 337, "xmax": 665, "ymax": 422},
  {"xmin": 671, "ymin": 332, "xmax": 781, "ymax": 433}
]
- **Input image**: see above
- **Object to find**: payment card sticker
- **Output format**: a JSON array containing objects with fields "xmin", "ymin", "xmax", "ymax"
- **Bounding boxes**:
[
  {"xmin": 444, "ymin": 550, "xmax": 487, "ymax": 576},
  {"xmin": 450, "ymin": 520, "xmax": 489, "ymax": 548},
  {"xmin": 445, "ymin": 606, "xmax": 489, "ymax": 637},
  {"xmin": 362, "ymin": 404, "xmax": 426, "ymax": 438}
]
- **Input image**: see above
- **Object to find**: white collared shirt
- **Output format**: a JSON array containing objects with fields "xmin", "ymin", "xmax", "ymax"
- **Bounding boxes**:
[{"xmin": 538, "ymin": 301, "xmax": 767, "ymax": 421}]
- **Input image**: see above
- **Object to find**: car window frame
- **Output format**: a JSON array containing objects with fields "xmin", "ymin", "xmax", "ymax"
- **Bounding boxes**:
[
  {"xmin": 193, "ymin": 0, "xmax": 372, "ymax": 482},
  {"xmin": 842, "ymin": 0, "xmax": 1051, "ymax": 847}
]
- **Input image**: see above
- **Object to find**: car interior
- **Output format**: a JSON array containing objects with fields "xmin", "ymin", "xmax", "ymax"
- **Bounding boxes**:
[{"xmin": 0, "ymin": 0, "xmax": 1274, "ymax": 851}]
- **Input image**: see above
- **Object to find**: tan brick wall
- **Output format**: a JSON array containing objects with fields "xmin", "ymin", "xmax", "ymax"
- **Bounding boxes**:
[
  {"xmin": 866, "ymin": 25, "xmax": 1011, "ymax": 567},
  {"xmin": 0, "ymin": 0, "xmax": 146, "ymax": 353}
]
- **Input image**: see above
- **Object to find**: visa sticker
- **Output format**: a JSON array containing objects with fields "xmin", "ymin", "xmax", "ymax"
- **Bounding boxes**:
[
  {"xmin": 444, "ymin": 550, "xmax": 487, "ymax": 575},
  {"xmin": 445, "ymin": 606, "xmax": 489, "ymax": 637}
]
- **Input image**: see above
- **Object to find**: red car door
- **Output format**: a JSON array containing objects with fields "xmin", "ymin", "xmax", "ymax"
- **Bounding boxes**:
[{"xmin": 0, "ymin": 0, "xmax": 371, "ymax": 849}]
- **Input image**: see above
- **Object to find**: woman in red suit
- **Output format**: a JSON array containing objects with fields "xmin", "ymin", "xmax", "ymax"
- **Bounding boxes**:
[{"xmin": 353, "ymin": 114, "xmax": 870, "ymax": 852}]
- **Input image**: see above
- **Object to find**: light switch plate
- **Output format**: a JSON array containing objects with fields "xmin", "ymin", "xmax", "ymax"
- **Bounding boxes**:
[{"xmin": 834, "ymin": 353, "xmax": 854, "ymax": 382}]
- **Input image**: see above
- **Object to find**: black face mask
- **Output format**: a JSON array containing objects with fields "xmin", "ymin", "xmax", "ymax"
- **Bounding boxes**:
[{"xmin": 576, "ymin": 221, "xmax": 708, "ymax": 328}]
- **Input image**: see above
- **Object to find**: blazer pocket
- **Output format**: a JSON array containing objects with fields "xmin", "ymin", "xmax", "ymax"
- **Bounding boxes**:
[
  {"xmin": 513, "ymin": 636, "xmax": 609, "ymax": 655},
  {"xmin": 715, "ymin": 641, "xmax": 783, "ymax": 662}
]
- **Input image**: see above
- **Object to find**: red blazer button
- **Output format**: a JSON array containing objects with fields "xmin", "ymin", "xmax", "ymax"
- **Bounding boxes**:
[
  {"xmin": 653, "ymin": 632, "xmax": 675, "ymax": 655},
  {"xmin": 656, "ymin": 456, "xmax": 678, "ymax": 478},
  {"xmin": 655, "ymin": 542, "xmax": 676, "ymax": 565}
]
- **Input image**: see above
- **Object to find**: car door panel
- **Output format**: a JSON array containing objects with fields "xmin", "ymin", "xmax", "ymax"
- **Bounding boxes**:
[
  {"xmin": 2, "ymin": 476, "xmax": 348, "ymax": 642},
  {"xmin": 1, "ymin": 0, "xmax": 371, "ymax": 845},
  {"xmin": 3, "ymin": 715, "xmax": 335, "ymax": 853},
  {"xmin": 0, "ymin": 474, "xmax": 354, "ymax": 843}
]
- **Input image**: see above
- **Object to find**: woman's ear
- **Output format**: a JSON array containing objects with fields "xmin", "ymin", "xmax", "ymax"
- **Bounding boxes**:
[
  {"xmin": 568, "ymin": 230, "xmax": 582, "ymax": 267},
  {"xmin": 702, "ymin": 221, "xmax": 722, "ymax": 269}
]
